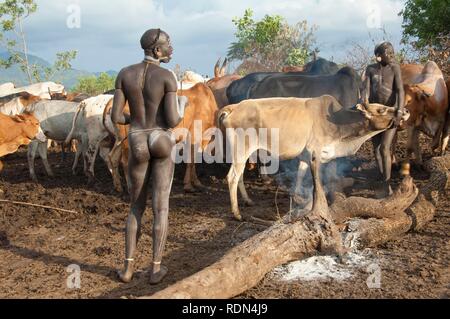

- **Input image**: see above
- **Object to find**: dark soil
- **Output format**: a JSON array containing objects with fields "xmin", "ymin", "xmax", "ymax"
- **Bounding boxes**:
[{"xmin": 0, "ymin": 131, "xmax": 448, "ymax": 298}]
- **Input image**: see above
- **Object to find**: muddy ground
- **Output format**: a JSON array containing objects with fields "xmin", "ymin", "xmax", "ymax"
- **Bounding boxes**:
[{"xmin": 0, "ymin": 131, "xmax": 448, "ymax": 299}]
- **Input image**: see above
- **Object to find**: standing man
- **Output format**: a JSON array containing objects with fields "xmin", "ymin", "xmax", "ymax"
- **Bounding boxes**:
[
  {"xmin": 112, "ymin": 28, "xmax": 188, "ymax": 284},
  {"xmin": 362, "ymin": 41, "xmax": 405, "ymax": 197}
]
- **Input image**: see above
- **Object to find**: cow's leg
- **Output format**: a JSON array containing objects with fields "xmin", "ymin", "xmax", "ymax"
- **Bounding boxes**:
[
  {"xmin": 108, "ymin": 142, "xmax": 124, "ymax": 193},
  {"xmin": 183, "ymin": 162, "xmax": 194, "ymax": 193},
  {"xmin": 37, "ymin": 141, "xmax": 54, "ymax": 178},
  {"xmin": 238, "ymin": 173, "xmax": 254, "ymax": 206},
  {"xmin": 227, "ymin": 143, "xmax": 258, "ymax": 220},
  {"xmin": 85, "ymin": 139, "xmax": 102, "ymax": 183},
  {"xmin": 99, "ymin": 142, "xmax": 113, "ymax": 174},
  {"xmin": 72, "ymin": 142, "xmax": 82, "ymax": 175},
  {"xmin": 27, "ymin": 141, "xmax": 40, "ymax": 182},
  {"xmin": 407, "ymin": 126, "xmax": 422, "ymax": 165},
  {"xmin": 293, "ymin": 160, "xmax": 310, "ymax": 207},
  {"xmin": 228, "ymin": 162, "xmax": 247, "ymax": 221},
  {"xmin": 191, "ymin": 163, "xmax": 204, "ymax": 189}
]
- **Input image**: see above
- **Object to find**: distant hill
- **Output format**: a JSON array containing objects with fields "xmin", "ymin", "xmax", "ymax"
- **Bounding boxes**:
[{"xmin": 0, "ymin": 52, "xmax": 117, "ymax": 89}]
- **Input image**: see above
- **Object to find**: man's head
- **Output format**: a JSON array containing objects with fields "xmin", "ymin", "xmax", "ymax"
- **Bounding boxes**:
[
  {"xmin": 374, "ymin": 42, "xmax": 395, "ymax": 65},
  {"xmin": 140, "ymin": 28, "xmax": 173, "ymax": 63}
]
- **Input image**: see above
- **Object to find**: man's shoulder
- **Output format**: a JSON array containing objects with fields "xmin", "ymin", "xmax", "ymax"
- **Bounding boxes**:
[{"xmin": 366, "ymin": 63, "xmax": 378, "ymax": 72}]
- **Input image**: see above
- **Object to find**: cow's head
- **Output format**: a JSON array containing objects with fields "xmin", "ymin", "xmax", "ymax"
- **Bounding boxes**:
[
  {"xmin": 13, "ymin": 113, "xmax": 46, "ymax": 142},
  {"xmin": 403, "ymin": 84, "xmax": 440, "ymax": 134},
  {"xmin": 356, "ymin": 103, "xmax": 410, "ymax": 130}
]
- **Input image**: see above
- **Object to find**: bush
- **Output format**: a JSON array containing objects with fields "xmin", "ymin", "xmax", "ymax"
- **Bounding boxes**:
[{"xmin": 72, "ymin": 73, "xmax": 116, "ymax": 95}]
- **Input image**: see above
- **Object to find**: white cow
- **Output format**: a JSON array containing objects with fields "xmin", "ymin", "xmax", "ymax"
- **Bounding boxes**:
[
  {"xmin": 0, "ymin": 81, "xmax": 65, "ymax": 99},
  {"xmin": 179, "ymin": 70, "xmax": 205, "ymax": 89},
  {"xmin": 0, "ymin": 82, "xmax": 15, "ymax": 96},
  {"xmin": 65, "ymin": 94, "xmax": 115, "ymax": 182},
  {"xmin": 21, "ymin": 100, "xmax": 82, "ymax": 181}
]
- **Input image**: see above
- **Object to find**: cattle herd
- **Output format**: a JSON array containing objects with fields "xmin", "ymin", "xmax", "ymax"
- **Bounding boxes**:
[{"xmin": 0, "ymin": 57, "xmax": 449, "ymax": 222}]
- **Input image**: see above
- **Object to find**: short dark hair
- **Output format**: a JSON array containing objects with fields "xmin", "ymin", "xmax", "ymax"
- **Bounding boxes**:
[
  {"xmin": 140, "ymin": 28, "xmax": 163, "ymax": 51},
  {"xmin": 374, "ymin": 42, "xmax": 395, "ymax": 60}
]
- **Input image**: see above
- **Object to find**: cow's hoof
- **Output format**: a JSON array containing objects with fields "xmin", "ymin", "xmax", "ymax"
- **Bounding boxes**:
[
  {"xmin": 232, "ymin": 212, "xmax": 243, "ymax": 222},
  {"xmin": 117, "ymin": 269, "xmax": 134, "ymax": 283},
  {"xmin": 184, "ymin": 186, "xmax": 198, "ymax": 194},
  {"xmin": 244, "ymin": 199, "xmax": 255, "ymax": 207},
  {"xmin": 149, "ymin": 265, "xmax": 168, "ymax": 285}
]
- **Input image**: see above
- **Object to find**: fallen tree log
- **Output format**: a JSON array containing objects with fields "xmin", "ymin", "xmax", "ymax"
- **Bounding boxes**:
[
  {"xmin": 145, "ymin": 177, "xmax": 432, "ymax": 299},
  {"xmin": 420, "ymin": 155, "xmax": 450, "ymax": 203},
  {"xmin": 144, "ymin": 155, "xmax": 448, "ymax": 299}
]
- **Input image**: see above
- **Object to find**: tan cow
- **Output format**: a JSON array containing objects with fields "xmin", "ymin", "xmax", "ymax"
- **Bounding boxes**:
[
  {"xmin": 0, "ymin": 113, "xmax": 45, "ymax": 172},
  {"xmin": 107, "ymin": 83, "xmax": 219, "ymax": 193},
  {"xmin": 218, "ymin": 95, "xmax": 410, "ymax": 221},
  {"xmin": 400, "ymin": 62, "xmax": 449, "ymax": 163},
  {"xmin": 207, "ymin": 58, "xmax": 242, "ymax": 108}
]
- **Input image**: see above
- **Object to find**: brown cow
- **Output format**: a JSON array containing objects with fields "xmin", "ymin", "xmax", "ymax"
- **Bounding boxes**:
[
  {"xmin": 400, "ymin": 62, "xmax": 449, "ymax": 164},
  {"xmin": 207, "ymin": 58, "xmax": 242, "ymax": 108},
  {"xmin": 50, "ymin": 91, "xmax": 91, "ymax": 103},
  {"xmin": 107, "ymin": 83, "xmax": 219, "ymax": 193},
  {"xmin": 0, "ymin": 113, "xmax": 44, "ymax": 172}
]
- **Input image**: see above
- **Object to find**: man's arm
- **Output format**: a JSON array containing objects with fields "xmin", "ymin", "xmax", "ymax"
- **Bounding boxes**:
[
  {"xmin": 164, "ymin": 72, "xmax": 188, "ymax": 128},
  {"xmin": 111, "ymin": 71, "xmax": 130, "ymax": 125},
  {"xmin": 361, "ymin": 67, "xmax": 371, "ymax": 104},
  {"xmin": 393, "ymin": 64, "xmax": 405, "ymax": 111}
]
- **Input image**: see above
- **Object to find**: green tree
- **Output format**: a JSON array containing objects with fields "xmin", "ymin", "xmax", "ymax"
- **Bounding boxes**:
[
  {"xmin": 400, "ymin": 0, "xmax": 449, "ymax": 49},
  {"xmin": 0, "ymin": 0, "xmax": 77, "ymax": 84},
  {"xmin": 72, "ymin": 73, "xmax": 116, "ymax": 95},
  {"xmin": 400, "ymin": 0, "xmax": 450, "ymax": 74},
  {"xmin": 228, "ymin": 9, "xmax": 317, "ymax": 73}
]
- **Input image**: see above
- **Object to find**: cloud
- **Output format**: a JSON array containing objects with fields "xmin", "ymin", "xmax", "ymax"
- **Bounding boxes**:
[{"xmin": 16, "ymin": 0, "xmax": 406, "ymax": 75}]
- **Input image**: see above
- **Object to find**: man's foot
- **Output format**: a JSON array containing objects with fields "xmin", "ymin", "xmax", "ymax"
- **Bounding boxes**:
[
  {"xmin": 149, "ymin": 265, "xmax": 168, "ymax": 285},
  {"xmin": 117, "ymin": 269, "xmax": 134, "ymax": 283}
]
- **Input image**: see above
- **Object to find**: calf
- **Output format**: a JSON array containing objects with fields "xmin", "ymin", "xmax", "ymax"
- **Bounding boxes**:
[{"xmin": 218, "ymin": 95, "xmax": 410, "ymax": 221}]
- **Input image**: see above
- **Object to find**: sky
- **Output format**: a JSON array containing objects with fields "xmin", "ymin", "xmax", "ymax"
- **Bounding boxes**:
[{"xmin": 15, "ymin": 0, "xmax": 406, "ymax": 76}]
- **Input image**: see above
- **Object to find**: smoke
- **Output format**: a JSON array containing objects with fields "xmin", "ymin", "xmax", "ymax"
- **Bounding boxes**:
[{"xmin": 269, "ymin": 157, "xmax": 357, "ymax": 209}]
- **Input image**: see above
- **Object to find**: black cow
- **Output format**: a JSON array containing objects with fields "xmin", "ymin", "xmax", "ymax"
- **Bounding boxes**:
[
  {"xmin": 249, "ymin": 66, "xmax": 361, "ymax": 108},
  {"xmin": 226, "ymin": 58, "xmax": 339, "ymax": 105}
]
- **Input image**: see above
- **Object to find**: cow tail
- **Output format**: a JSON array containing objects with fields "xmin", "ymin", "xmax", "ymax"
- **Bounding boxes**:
[
  {"xmin": 102, "ymin": 98, "xmax": 116, "ymax": 137},
  {"xmin": 217, "ymin": 108, "xmax": 232, "ymax": 129},
  {"xmin": 65, "ymin": 102, "xmax": 84, "ymax": 145}
]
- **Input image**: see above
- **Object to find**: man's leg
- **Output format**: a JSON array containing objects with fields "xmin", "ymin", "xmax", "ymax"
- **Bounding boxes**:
[
  {"xmin": 380, "ymin": 127, "xmax": 397, "ymax": 196},
  {"xmin": 149, "ymin": 155, "xmax": 175, "ymax": 284},
  {"xmin": 372, "ymin": 133, "xmax": 383, "ymax": 176},
  {"xmin": 118, "ymin": 134, "xmax": 151, "ymax": 283}
]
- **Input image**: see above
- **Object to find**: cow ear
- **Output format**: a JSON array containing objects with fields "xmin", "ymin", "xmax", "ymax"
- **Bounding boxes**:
[
  {"xmin": 13, "ymin": 114, "xmax": 26, "ymax": 123},
  {"xmin": 356, "ymin": 104, "xmax": 372, "ymax": 119}
]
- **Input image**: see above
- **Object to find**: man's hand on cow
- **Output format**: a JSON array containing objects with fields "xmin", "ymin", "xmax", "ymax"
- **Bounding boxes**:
[{"xmin": 394, "ymin": 109, "xmax": 404, "ymax": 127}]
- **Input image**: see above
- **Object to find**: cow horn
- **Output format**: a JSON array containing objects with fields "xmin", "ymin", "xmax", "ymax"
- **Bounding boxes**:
[
  {"xmin": 220, "ymin": 58, "xmax": 228, "ymax": 77},
  {"xmin": 214, "ymin": 58, "xmax": 222, "ymax": 78}
]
